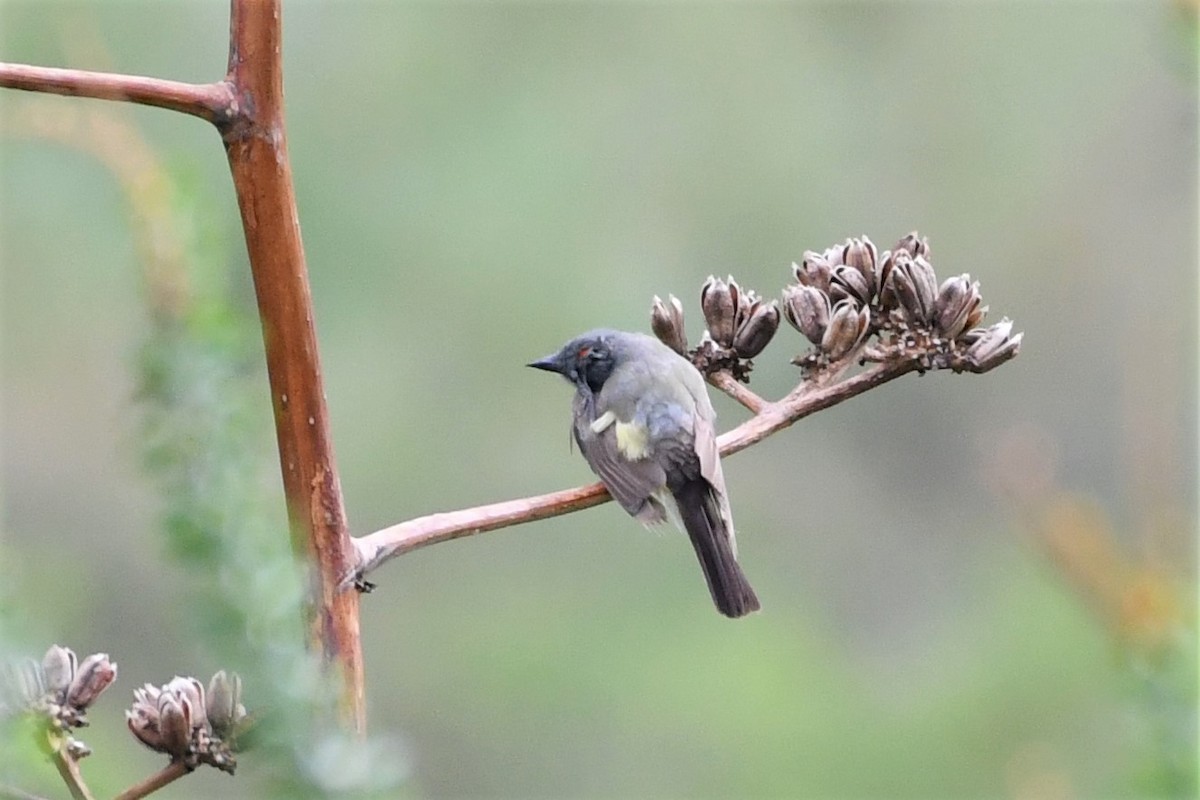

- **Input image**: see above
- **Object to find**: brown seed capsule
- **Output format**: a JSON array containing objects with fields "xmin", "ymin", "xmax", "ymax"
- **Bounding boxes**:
[
  {"xmin": 821, "ymin": 299, "xmax": 869, "ymax": 359},
  {"xmin": 894, "ymin": 231, "xmax": 930, "ymax": 259},
  {"xmin": 727, "ymin": 276, "xmax": 743, "ymax": 321},
  {"xmin": 965, "ymin": 318, "xmax": 1022, "ymax": 372},
  {"xmin": 158, "ymin": 694, "xmax": 192, "ymax": 758},
  {"xmin": 782, "ymin": 284, "xmax": 831, "ymax": 345},
  {"xmin": 844, "ymin": 235, "xmax": 878, "ymax": 297},
  {"xmin": 934, "ymin": 274, "xmax": 983, "ymax": 339},
  {"xmin": 650, "ymin": 294, "xmax": 688, "ymax": 355},
  {"xmin": 886, "ymin": 253, "xmax": 917, "ymax": 320},
  {"xmin": 965, "ymin": 303, "xmax": 988, "ymax": 332},
  {"xmin": 734, "ymin": 285, "xmax": 760, "ymax": 332},
  {"xmin": 733, "ymin": 299, "xmax": 780, "ymax": 358},
  {"xmin": 911, "ymin": 256, "xmax": 939, "ymax": 322},
  {"xmin": 793, "ymin": 254, "xmax": 833, "ymax": 294},
  {"xmin": 126, "ymin": 703, "xmax": 165, "ymax": 752},
  {"xmin": 877, "ymin": 251, "xmax": 897, "ymax": 310},
  {"xmin": 830, "ymin": 265, "xmax": 872, "ymax": 306},
  {"xmin": 206, "ymin": 671, "xmax": 244, "ymax": 737},
  {"xmin": 42, "ymin": 645, "xmax": 77, "ymax": 699},
  {"xmin": 701, "ymin": 276, "xmax": 737, "ymax": 347},
  {"xmin": 65, "ymin": 653, "xmax": 117, "ymax": 710},
  {"xmin": 889, "ymin": 252, "xmax": 938, "ymax": 325},
  {"xmin": 166, "ymin": 676, "xmax": 207, "ymax": 730}
]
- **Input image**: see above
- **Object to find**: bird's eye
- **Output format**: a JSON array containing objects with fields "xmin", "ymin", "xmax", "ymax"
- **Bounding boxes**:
[{"xmin": 577, "ymin": 346, "xmax": 592, "ymax": 360}]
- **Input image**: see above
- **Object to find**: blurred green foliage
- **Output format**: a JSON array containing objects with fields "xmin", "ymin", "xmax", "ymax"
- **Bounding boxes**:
[{"xmin": 1, "ymin": 2, "xmax": 1196, "ymax": 798}]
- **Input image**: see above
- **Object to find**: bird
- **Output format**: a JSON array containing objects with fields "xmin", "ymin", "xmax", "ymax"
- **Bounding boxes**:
[{"xmin": 528, "ymin": 329, "xmax": 760, "ymax": 618}]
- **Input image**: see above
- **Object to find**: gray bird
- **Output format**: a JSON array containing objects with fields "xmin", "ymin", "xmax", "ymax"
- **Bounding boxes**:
[{"xmin": 529, "ymin": 329, "xmax": 760, "ymax": 618}]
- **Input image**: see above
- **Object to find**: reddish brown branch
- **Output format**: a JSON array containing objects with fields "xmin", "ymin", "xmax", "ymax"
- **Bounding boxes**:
[
  {"xmin": 707, "ymin": 371, "xmax": 767, "ymax": 414},
  {"xmin": 0, "ymin": 63, "xmax": 233, "ymax": 123},
  {"xmin": 354, "ymin": 483, "xmax": 610, "ymax": 576},
  {"xmin": 1, "ymin": 0, "xmax": 364, "ymax": 732},
  {"xmin": 221, "ymin": 0, "xmax": 364, "ymax": 731},
  {"xmin": 352, "ymin": 358, "xmax": 918, "ymax": 577},
  {"xmin": 112, "ymin": 761, "xmax": 189, "ymax": 800}
]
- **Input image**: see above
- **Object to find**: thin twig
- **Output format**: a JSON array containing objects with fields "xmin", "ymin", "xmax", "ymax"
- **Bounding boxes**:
[
  {"xmin": 113, "ymin": 761, "xmax": 190, "ymax": 800},
  {"xmin": 352, "ymin": 358, "xmax": 918, "ymax": 578},
  {"xmin": 707, "ymin": 371, "xmax": 767, "ymax": 414},
  {"xmin": 0, "ymin": 63, "xmax": 233, "ymax": 124},
  {"xmin": 49, "ymin": 749, "xmax": 92, "ymax": 800}
]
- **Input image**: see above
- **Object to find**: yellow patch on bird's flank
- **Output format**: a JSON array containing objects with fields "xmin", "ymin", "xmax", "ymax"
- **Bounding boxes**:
[{"xmin": 615, "ymin": 421, "xmax": 650, "ymax": 460}]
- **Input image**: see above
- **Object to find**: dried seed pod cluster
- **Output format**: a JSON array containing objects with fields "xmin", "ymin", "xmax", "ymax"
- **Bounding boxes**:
[
  {"xmin": 783, "ymin": 232, "xmax": 1022, "ymax": 373},
  {"xmin": 650, "ymin": 231, "xmax": 1020, "ymax": 382},
  {"xmin": 0, "ymin": 645, "xmax": 117, "ymax": 754},
  {"xmin": 650, "ymin": 276, "xmax": 780, "ymax": 382},
  {"xmin": 126, "ymin": 670, "xmax": 247, "ymax": 773}
]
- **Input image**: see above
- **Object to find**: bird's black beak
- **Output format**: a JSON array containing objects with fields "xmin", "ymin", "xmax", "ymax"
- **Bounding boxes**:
[{"xmin": 527, "ymin": 353, "xmax": 564, "ymax": 374}]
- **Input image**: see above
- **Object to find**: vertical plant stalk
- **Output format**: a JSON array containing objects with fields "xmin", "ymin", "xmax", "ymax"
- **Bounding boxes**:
[
  {"xmin": 220, "ymin": 0, "xmax": 363, "ymax": 730},
  {"xmin": 0, "ymin": 0, "xmax": 364, "ymax": 729}
]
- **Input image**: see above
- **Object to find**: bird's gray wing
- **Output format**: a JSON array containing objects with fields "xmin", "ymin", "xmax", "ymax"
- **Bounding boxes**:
[
  {"xmin": 573, "ymin": 396, "xmax": 667, "ymax": 522},
  {"xmin": 666, "ymin": 357, "xmax": 737, "ymax": 557},
  {"xmin": 691, "ymin": 411, "xmax": 737, "ymax": 556}
]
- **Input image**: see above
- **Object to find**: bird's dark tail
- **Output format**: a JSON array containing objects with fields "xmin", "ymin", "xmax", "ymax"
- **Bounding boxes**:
[{"xmin": 672, "ymin": 479, "xmax": 760, "ymax": 618}]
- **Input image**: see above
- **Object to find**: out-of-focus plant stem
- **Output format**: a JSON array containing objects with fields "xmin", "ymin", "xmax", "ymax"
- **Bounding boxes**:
[{"xmin": 0, "ymin": 0, "xmax": 363, "ymax": 731}]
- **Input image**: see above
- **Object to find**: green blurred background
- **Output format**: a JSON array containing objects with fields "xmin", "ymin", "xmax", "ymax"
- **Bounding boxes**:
[{"xmin": 1, "ymin": 2, "xmax": 1196, "ymax": 798}]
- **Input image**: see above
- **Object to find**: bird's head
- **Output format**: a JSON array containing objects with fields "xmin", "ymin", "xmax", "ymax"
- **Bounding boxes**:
[{"xmin": 528, "ymin": 329, "xmax": 621, "ymax": 394}]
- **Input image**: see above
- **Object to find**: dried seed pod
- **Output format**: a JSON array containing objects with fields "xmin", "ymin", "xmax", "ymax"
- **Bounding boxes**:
[
  {"xmin": 734, "ymin": 285, "xmax": 760, "ymax": 332},
  {"xmin": 650, "ymin": 294, "xmax": 687, "ymax": 355},
  {"xmin": 877, "ymin": 250, "xmax": 897, "ymax": 310},
  {"xmin": 886, "ymin": 253, "xmax": 918, "ymax": 320},
  {"xmin": 127, "ymin": 700, "xmax": 165, "ymax": 752},
  {"xmin": 964, "ymin": 318, "xmax": 1023, "ymax": 372},
  {"xmin": 844, "ymin": 235, "xmax": 878, "ymax": 296},
  {"xmin": 701, "ymin": 276, "xmax": 737, "ymax": 347},
  {"xmin": 157, "ymin": 694, "xmax": 192, "ymax": 758},
  {"xmin": 821, "ymin": 299, "xmax": 869, "ymax": 359},
  {"xmin": 894, "ymin": 231, "xmax": 930, "ymax": 259},
  {"xmin": 830, "ymin": 265, "xmax": 872, "ymax": 306},
  {"xmin": 206, "ymin": 671, "xmax": 244, "ymax": 738},
  {"xmin": 726, "ymin": 276, "xmax": 742, "ymax": 315},
  {"xmin": 65, "ymin": 653, "xmax": 116, "ymax": 710},
  {"xmin": 166, "ymin": 676, "xmax": 207, "ymax": 731},
  {"xmin": 965, "ymin": 303, "xmax": 988, "ymax": 332},
  {"xmin": 889, "ymin": 252, "xmax": 938, "ymax": 325},
  {"xmin": 793, "ymin": 253, "xmax": 833, "ymax": 294},
  {"xmin": 42, "ymin": 645, "xmax": 77, "ymax": 699},
  {"xmin": 911, "ymin": 256, "xmax": 939, "ymax": 322},
  {"xmin": 782, "ymin": 284, "xmax": 831, "ymax": 345},
  {"xmin": 934, "ymin": 274, "xmax": 984, "ymax": 339},
  {"xmin": 733, "ymin": 299, "xmax": 780, "ymax": 358}
]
